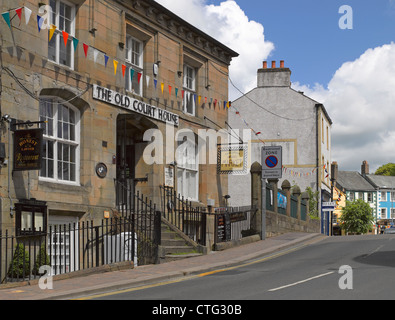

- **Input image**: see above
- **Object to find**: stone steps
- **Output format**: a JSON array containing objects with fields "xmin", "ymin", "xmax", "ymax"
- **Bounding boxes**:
[{"xmin": 160, "ymin": 224, "xmax": 203, "ymax": 263}]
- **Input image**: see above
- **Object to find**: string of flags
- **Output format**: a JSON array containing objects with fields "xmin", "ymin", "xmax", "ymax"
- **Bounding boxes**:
[
  {"xmin": 2, "ymin": 5, "xmax": 329, "ymax": 181},
  {"xmin": 1, "ymin": 5, "xmax": 232, "ymax": 111}
]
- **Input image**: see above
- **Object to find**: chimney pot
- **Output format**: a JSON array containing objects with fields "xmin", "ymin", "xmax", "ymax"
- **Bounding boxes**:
[
  {"xmin": 263, "ymin": 61, "xmax": 267, "ymax": 69},
  {"xmin": 271, "ymin": 61, "xmax": 276, "ymax": 68},
  {"xmin": 280, "ymin": 60, "xmax": 284, "ymax": 68}
]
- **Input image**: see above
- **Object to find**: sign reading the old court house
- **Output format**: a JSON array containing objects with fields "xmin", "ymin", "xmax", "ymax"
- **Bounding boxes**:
[
  {"xmin": 13, "ymin": 128, "xmax": 43, "ymax": 171},
  {"xmin": 93, "ymin": 85, "xmax": 179, "ymax": 126}
]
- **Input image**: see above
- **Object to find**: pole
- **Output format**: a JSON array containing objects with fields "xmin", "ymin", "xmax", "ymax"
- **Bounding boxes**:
[{"xmin": 261, "ymin": 178, "xmax": 266, "ymax": 240}]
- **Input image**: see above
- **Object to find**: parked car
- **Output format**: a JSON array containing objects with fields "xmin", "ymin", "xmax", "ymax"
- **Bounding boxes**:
[{"xmin": 384, "ymin": 227, "xmax": 395, "ymax": 234}]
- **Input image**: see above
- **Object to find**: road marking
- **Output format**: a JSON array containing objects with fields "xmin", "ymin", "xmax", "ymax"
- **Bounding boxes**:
[
  {"xmin": 268, "ymin": 271, "xmax": 335, "ymax": 292},
  {"xmin": 74, "ymin": 236, "xmax": 325, "ymax": 300}
]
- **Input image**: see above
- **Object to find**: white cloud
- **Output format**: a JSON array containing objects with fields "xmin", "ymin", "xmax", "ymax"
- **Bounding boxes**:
[
  {"xmin": 155, "ymin": 0, "xmax": 274, "ymax": 100},
  {"xmin": 294, "ymin": 43, "xmax": 395, "ymax": 172},
  {"xmin": 155, "ymin": 1, "xmax": 395, "ymax": 173}
]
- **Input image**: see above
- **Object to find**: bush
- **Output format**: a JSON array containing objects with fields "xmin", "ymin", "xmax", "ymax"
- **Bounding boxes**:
[
  {"xmin": 32, "ymin": 242, "xmax": 51, "ymax": 276},
  {"xmin": 8, "ymin": 243, "xmax": 30, "ymax": 278}
]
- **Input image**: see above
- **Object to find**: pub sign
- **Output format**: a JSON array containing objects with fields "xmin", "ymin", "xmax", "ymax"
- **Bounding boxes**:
[{"xmin": 13, "ymin": 128, "xmax": 44, "ymax": 171}]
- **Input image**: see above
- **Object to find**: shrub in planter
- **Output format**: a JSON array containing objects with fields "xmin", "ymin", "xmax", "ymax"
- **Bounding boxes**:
[
  {"xmin": 32, "ymin": 242, "xmax": 51, "ymax": 276},
  {"xmin": 8, "ymin": 243, "xmax": 30, "ymax": 278}
]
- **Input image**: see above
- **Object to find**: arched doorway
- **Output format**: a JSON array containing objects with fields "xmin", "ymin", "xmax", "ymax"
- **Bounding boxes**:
[{"xmin": 115, "ymin": 113, "xmax": 157, "ymax": 208}]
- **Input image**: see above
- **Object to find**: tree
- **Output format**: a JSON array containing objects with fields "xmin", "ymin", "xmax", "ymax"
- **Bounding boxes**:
[
  {"xmin": 375, "ymin": 163, "xmax": 395, "ymax": 176},
  {"xmin": 339, "ymin": 199, "xmax": 375, "ymax": 234}
]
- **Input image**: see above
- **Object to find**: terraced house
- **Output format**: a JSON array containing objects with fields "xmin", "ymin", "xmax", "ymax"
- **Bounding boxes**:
[{"xmin": 0, "ymin": 0, "xmax": 237, "ymax": 280}]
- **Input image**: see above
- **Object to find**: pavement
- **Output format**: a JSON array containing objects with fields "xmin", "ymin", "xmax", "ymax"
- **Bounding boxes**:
[{"xmin": 0, "ymin": 232, "xmax": 326, "ymax": 300}]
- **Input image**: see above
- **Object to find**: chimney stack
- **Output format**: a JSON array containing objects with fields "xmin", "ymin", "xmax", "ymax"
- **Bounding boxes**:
[
  {"xmin": 258, "ymin": 59, "xmax": 291, "ymax": 87},
  {"xmin": 361, "ymin": 160, "xmax": 369, "ymax": 175}
]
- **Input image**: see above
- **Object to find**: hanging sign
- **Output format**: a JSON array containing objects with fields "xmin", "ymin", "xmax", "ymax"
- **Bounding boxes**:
[
  {"xmin": 13, "ymin": 128, "xmax": 43, "ymax": 171},
  {"xmin": 217, "ymin": 144, "xmax": 248, "ymax": 175},
  {"xmin": 93, "ymin": 85, "xmax": 179, "ymax": 126}
]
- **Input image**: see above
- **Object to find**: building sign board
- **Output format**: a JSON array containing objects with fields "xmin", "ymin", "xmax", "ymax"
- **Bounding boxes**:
[
  {"xmin": 13, "ymin": 128, "xmax": 43, "ymax": 171},
  {"xmin": 262, "ymin": 146, "xmax": 282, "ymax": 179},
  {"xmin": 217, "ymin": 144, "xmax": 248, "ymax": 175},
  {"xmin": 322, "ymin": 202, "xmax": 336, "ymax": 211},
  {"xmin": 93, "ymin": 84, "xmax": 179, "ymax": 126}
]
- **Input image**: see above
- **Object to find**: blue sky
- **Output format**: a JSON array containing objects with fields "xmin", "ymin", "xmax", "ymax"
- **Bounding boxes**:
[
  {"xmin": 205, "ymin": 0, "xmax": 395, "ymax": 88},
  {"xmin": 157, "ymin": 0, "xmax": 395, "ymax": 173}
]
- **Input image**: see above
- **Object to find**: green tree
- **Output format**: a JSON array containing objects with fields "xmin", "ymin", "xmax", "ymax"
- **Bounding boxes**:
[
  {"xmin": 339, "ymin": 199, "xmax": 375, "ymax": 234},
  {"xmin": 32, "ymin": 242, "xmax": 51, "ymax": 276},
  {"xmin": 375, "ymin": 163, "xmax": 395, "ymax": 176},
  {"xmin": 305, "ymin": 186, "xmax": 319, "ymax": 217}
]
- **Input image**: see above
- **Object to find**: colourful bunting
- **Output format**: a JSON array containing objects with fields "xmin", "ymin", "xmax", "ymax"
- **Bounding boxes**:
[
  {"xmin": 72, "ymin": 37, "xmax": 79, "ymax": 51},
  {"xmin": 113, "ymin": 60, "xmax": 118, "ymax": 75},
  {"xmin": 2, "ymin": 12, "xmax": 11, "ymax": 29},
  {"xmin": 122, "ymin": 64, "xmax": 126, "ymax": 77},
  {"xmin": 154, "ymin": 79, "xmax": 158, "ymax": 89},
  {"xmin": 15, "ymin": 7, "xmax": 23, "ymax": 25},
  {"xmin": 83, "ymin": 43, "xmax": 89, "ymax": 57},
  {"xmin": 104, "ymin": 55, "xmax": 109, "ymax": 67},
  {"xmin": 62, "ymin": 30, "xmax": 69, "ymax": 47},
  {"xmin": 137, "ymin": 72, "xmax": 142, "ymax": 84},
  {"xmin": 24, "ymin": 7, "xmax": 32, "ymax": 25},
  {"xmin": 49, "ymin": 24, "xmax": 57, "ymax": 41},
  {"xmin": 161, "ymin": 82, "xmax": 164, "ymax": 94},
  {"xmin": 130, "ymin": 68, "xmax": 135, "ymax": 81},
  {"xmin": 175, "ymin": 88, "xmax": 179, "ymax": 97},
  {"xmin": 37, "ymin": 15, "xmax": 44, "ymax": 32},
  {"xmin": 168, "ymin": 85, "xmax": 172, "ymax": 95}
]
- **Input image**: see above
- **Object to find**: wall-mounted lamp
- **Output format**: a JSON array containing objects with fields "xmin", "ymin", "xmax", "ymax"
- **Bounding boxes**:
[{"xmin": 1, "ymin": 114, "xmax": 11, "ymax": 123}]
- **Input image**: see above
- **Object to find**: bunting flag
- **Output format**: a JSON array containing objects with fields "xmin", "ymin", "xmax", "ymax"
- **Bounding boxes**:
[
  {"xmin": 113, "ymin": 60, "xmax": 118, "ymax": 75},
  {"xmin": 49, "ymin": 24, "xmax": 57, "ymax": 41},
  {"xmin": 130, "ymin": 68, "xmax": 135, "ymax": 82},
  {"xmin": 24, "ymin": 7, "xmax": 32, "ymax": 25},
  {"xmin": 0, "ymin": 4, "xmax": 232, "ymax": 113},
  {"xmin": 2, "ymin": 12, "xmax": 11, "ymax": 29},
  {"xmin": 15, "ymin": 7, "xmax": 23, "ymax": 25},
  {"xmin": 37, "ymin": 15, "xmax": 44, "ymax": 32},
  {"xmin": 83, "ymin": 43, "xmax": 89, "ymax": 57},
  {"xmin": 72, "ymin": 37, "xmax": 79, "ymax": 52},
  {"xmin": 62, "ymin": 30, "xmax": 69, "ymax": 47},
  {"xmin": 93, "ymin": 49, "xmax": 98, "ymax": 62}
]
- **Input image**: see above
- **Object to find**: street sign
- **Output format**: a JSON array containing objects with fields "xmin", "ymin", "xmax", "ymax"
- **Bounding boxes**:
[
  {"xmin": 322, "ymin": 202, "xmax": 336, "ymax": 211},
  {"xmin": 262, "ymin": 146, "xmax": 282, "ymax": 179}
]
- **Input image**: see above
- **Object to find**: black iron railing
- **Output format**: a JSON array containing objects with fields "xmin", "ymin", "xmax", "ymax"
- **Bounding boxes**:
[{"xmin": 160, "ymin": 185, "xmax": 206, "ymax": 246}]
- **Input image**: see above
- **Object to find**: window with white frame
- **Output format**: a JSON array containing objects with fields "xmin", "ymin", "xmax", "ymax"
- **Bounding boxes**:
[
  {"xmin": 48, "ymin": 0, "xmax": 75, "ymax": 69},
  {"xmin": 176, "ymin": 138, "xmax": 198, "ymax": 201},
  {"xmin": 390, "ymin": 191, "xmax": 395, "ymax": 202},
  {"xmin": 39, "ymin": 98, "xmax": 80, "ymax": 184},
  {"xmin": 183, "ymin": 64, "xmax": 196, "ymax": 116},
  {"xmin": 381, "ymin": 208, "xmax": 387, "ymax": 219},
  {"xmin": 125, "ymin": 35, "xmax": 143, "ymax": 96},
  {"xmin": 391, "ymin": 208, "xmax": 395, "ymax": 219},
  {"xmin": 381, "ymin": 191, "xmax": 387, "ymax": 201}
]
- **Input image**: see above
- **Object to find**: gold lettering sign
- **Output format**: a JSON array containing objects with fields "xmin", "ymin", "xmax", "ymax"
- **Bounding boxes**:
[
  {"xmin": 217, "ymin": 145, "xmax": 248, "ymax": 175},
  {"xmin": 13, "ymin": 128, "xmax": 43, "ymax": 171}
]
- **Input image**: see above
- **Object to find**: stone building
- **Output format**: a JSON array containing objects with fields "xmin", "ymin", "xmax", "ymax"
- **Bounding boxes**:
[
  {"xmin": 228, "ymin": 61, "xmax": 332, "ymax": 227},
  {"xmin": 0, "ymin": 0, "xmax": 238, "ymax": 234}
]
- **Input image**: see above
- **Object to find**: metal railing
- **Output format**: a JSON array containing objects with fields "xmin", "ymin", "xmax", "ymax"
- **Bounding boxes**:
[
  {"xmin": 214, "ymin": 206, "xmax": 257, "ymax": 244},
  {"xmin": 160, "ymin": 185, "xmax": 207, "ymax": 246}
]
